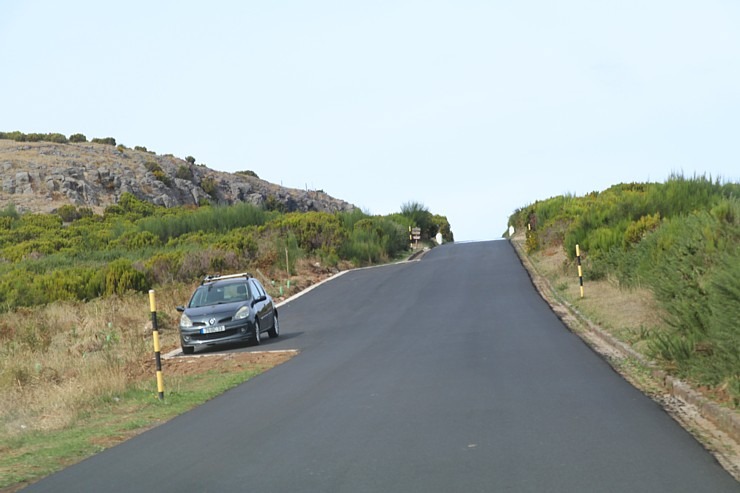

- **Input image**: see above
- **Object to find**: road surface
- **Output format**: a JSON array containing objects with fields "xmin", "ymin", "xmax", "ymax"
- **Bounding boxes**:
[{"xmin": 24, "ymin": 241, "xmax": 739, "ymax": 492}]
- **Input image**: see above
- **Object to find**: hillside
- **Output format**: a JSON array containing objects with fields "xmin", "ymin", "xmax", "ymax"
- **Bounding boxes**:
[
  {"xmin": 508, "ymin": 176, "xmax": 740, "ymax": 406},
  {"xmin": 0, "ymin": 139, "xmax": 354, "ymax": 214}
]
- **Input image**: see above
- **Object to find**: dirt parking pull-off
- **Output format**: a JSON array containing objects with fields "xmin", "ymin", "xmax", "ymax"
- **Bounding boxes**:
[{"xmin": 163, "ymin": 350, "xmax": 298, "ymax": 377}]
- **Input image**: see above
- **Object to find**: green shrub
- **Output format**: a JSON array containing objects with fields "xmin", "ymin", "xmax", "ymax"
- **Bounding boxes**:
[
  {"xmin": 201, "ymin": 176, "xmax": 218, "ymax": 196},
  {"xmin": 46, "ymin": 133, "xmax": 68, "ymax": 144},
  {"xmin": 270, "ymin": 212, "xmax": 347, "ymax": 254},
  {"xmin": 400, "ymin": 201, "xmax": 434, "ymax": 240},
  {"xmin": 118, "ymin": 192, "xmax": 155, "ymax": 217},
  {"xmin": 264, "ymin": 195, "xmax": 286, "ymax": 213},
  {"xmin": 216, "ymin": 228, "xmax": 259, "ymax": 257},
  {"xmin": 176, "ymin": 165, "xmax": 194, "ymax": 180},
  {"xmin": 0, "ymin": 203, "xmax": 19, "ymax": 220},
  {"xmin": 145, "ymin": 252, "xmax": 182, "ymax": 284},
  {"xmin": 235, "ymin": 170, "xmax": 259, "ymax": 179},
  {"xmin": 342, "ymin": 228, "xmax": 384, "ymax": 265},
  {"xmin": 144, "ymin": 161, "xmax": 160, "ymax": 172},
  {"xmin": 152, "ymin": 169, "xmax": 172, "ymax": 186},
  {"xmin": 113, "ymin": 231, "xmax": 161, "ymax": 250},
  {"xmin": 525, "ymin": 230, "xmax": 538, "ymax": 253},
  {"xmin": 338, "ymin": 209, "xmax": 368, "ymax": 231},
  {"xmin": 69, "ymin": 133, "xmax": 87, "ymax": 143},
  {"xmin": 57, "ymin": 205, "xmax": 82, "ymax": 222},
  {"xmin": 104, "ymin": 259, "xmax": 149, "ymax": 296},
  {"xmin": 623, "ymin": 213, "xmax": 661, "ymax": 247},
  {"xmin": 0, "ymin": 131, "xmax": 26, "ymax": 141},
  {"xmin": 91, "ymin": 137, "xmax": 116, "ymax": 146}
]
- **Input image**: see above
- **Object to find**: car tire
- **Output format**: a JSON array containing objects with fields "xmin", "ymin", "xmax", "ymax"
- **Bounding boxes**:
[
  {"xmin": 253, "ymin": 320, "xmax": 261, "ymax": 346},
  {"xmin": 182, "ymin": 345, "xmax": 194, "ymax": 355},
  {"xmin": 268, "ymin": 313, "xmax": 280, "ymax": 338}
]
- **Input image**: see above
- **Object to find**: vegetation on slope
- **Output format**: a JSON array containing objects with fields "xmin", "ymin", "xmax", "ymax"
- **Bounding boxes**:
[
  {"xmin": 0, "ymin": 195, "xmax": 452, "ymax": 309},
  {"xmin": 508, "ymin": 174, "xmax": 740, "ymax": 406}
]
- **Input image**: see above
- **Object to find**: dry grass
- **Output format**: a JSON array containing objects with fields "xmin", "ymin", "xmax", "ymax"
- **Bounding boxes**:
[
  {"xmin": 0, "ymin": 284, "xmax": 193, "ymax": 437},
  {"xmin": 531, "ymin": 244, "xmax": 666, "ymax": 351},
  {"xmin": 0, "ymin": 267, "xmax": 334, "ymax": 440}
]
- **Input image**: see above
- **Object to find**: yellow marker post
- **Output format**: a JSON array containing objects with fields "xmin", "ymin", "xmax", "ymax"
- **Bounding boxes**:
[
  {"xmin": 576, "ymin": 244, "xmax": 584, "ymax": 298},
  {"xmin": 149, "ymin": 290, "xmax": 165, "ymax": 400}
]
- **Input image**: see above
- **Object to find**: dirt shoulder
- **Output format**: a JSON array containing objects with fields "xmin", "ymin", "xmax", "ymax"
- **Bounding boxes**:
[{"xmin": 508, "ymin": 235, "xmax": 740, "ymax": 481}]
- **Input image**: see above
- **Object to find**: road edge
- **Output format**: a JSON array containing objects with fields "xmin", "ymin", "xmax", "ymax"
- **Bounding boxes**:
[{"xmin": 508, "ymin": 237, "xmax": 740, "ymax": 481}]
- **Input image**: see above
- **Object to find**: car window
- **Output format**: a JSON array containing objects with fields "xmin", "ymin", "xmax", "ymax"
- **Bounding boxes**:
[
  {"xmin": 189, "ymin": 282, "xmax": 250, "ymax": 308},
  {"xmin": 249, "ymin": 280, "xmax": 265, "ymax": 299},
  {"xmin": 188, "ymin": 287, "xmax": 210, "ymax": 308},
  {"xmin": 225, "ymin": 283, "xmax": 250, "ymax": 302}
]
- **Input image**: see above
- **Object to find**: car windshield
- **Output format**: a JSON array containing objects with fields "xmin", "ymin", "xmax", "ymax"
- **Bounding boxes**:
[{"xmin": 188, "ymin": 282, "xmax": 250, "ymax": 308}]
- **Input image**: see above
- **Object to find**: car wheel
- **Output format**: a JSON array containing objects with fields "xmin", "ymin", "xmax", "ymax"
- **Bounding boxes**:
[
  {"xmin": 268, "ymin": 313, "xmax": 280, "ymax": 338},
  {"xmin": 182, "ymin": 345, "xmax": 194, "ymax": 355},
  {"xmin": 253, "ymin": 320, "xmax": 261, "ymax": 346}
]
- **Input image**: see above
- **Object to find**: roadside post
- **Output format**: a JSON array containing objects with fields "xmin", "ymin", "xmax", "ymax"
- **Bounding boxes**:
[
  {"xmin": 149, "ymin": 290, "xmax": 165, "ymax": 401},
  {"xmin": 576, "ymin": 244, "xmax": 584, "ymax": 298}
]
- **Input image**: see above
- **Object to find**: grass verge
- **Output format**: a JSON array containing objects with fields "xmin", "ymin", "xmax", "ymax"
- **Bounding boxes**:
[{"xmin": 0, "ymin": 351, "xmax": 295, "ymax": 491}]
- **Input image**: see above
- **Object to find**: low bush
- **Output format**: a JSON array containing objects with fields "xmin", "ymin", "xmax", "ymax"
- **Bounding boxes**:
[
  {"xmin": 176, "ymin": 165, "xmax": 194, "ymax": 180},
  {"xmin": 201, "ymin": 176, "xmax": 218, "ymax": 196},
  {"xmin": 104, "ymin": 259, "xmax": 149, "ymax": 296},
  {"xmin": 235, "ymin": 170, "xmax": 259, "ymax": 179},
  {"xmin": 91, "ymin": 137, "xmax": 116, "ymax": 146},
  {"xmin": 270, "ymin": 212, "xmax": 347, "ymax": 255}
]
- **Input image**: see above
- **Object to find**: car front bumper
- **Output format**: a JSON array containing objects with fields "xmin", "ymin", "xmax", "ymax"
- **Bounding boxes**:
[{"xmin": 179, "ymin": 319, "xmax": 258, "ymax": 348}]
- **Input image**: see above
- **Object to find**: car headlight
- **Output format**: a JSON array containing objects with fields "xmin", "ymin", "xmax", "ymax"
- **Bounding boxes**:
[
  {"xmin": 235, "ymin": 306, "xmax": 250, "ymax": 320},
  {"xmin": 180, "ymin": 313, "xmax": 193, "ymax": 328}
]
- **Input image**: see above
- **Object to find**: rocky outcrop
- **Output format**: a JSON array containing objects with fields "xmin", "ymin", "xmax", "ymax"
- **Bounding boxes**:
[{"xmin": 0, "ymin": 140, "xmax": 355, "ymax": 214}]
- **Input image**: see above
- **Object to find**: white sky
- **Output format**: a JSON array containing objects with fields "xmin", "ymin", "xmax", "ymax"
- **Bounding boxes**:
[{"xmin": 2, "ymin": 1, "xmax": 739, "ymax": 241}]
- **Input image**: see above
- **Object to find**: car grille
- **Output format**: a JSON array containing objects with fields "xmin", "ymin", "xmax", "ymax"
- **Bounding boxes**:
[{"xmin": 192, "ymin": 316, "xmax": 233, "ymax": 327}]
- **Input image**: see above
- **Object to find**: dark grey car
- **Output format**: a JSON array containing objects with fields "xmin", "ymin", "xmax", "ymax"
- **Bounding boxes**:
[{"xmin": 176, "ymin": 273, "xmax": 279, "ymax": 355}]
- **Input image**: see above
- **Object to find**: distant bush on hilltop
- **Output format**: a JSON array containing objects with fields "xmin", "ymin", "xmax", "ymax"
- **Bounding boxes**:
[
  {"xmin": 91, "ymin": 137, "xmax": 116, "ymax": 146},
  {"xmin": 0, "ymin": 131, "xmax": 69, "ymax": 143}
]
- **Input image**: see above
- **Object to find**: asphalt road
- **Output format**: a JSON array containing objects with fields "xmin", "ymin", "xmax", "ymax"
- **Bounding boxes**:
[{"xmin": 24, "ymin": 241, "xmax": 739, "ymax": 492}]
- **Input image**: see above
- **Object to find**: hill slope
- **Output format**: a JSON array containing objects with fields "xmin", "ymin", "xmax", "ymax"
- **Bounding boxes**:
[{"xmin": 0, "ymin": 139, "xmax": 354, "ymax": 214}]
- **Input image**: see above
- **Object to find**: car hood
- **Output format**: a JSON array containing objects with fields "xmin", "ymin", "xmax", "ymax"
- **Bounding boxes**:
[{"xmin": 184, "ymin": 301, "xmax": 246, "ymax": 320}]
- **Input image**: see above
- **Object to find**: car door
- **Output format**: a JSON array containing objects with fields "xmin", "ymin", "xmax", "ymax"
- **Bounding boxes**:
[{"xmin": 250, "ymin": 279, "xmax": 273, "ymax": 329}]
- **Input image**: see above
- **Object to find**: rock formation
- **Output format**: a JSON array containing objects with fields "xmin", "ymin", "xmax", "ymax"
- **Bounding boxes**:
[{"xmin": 0, "ymin": 140, "xmax": 355, "ymax": 215}]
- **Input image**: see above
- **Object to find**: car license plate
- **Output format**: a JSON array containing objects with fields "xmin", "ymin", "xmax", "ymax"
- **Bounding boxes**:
[{"xmin": 200, "ymin": 325, "xmax": 226, "ymax": 334}]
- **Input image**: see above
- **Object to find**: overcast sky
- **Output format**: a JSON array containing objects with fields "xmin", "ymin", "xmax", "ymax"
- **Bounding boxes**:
[{"xmin": 2, "ymin": 1, "xmax": 739, "ymax": 241}]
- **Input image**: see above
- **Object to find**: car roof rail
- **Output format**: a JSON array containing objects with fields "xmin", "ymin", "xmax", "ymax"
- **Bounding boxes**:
[{"xmin": 200, "ymin": 272, "xmax": 252, "ymax": 285}]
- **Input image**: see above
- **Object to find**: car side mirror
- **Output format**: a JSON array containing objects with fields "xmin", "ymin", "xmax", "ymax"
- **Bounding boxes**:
[{"xmin": 176, "ymin": 306, "xmax": 185, "ymax": 312}]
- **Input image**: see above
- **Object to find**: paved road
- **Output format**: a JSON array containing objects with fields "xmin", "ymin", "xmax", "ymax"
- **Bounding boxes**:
[{"xmin": 24, "ymin": 241, "xmax": 739, "ymax": 492}]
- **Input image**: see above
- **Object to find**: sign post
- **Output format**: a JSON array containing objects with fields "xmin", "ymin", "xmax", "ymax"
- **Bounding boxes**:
[{"xmin": 411, "ymin": 227, "xmax": 421, "ymax": 248}]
